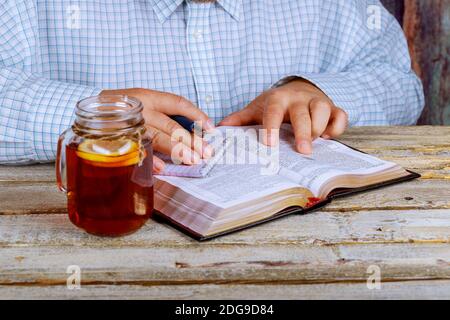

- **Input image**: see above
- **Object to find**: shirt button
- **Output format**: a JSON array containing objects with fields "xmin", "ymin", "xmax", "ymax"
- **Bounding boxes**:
[
  {"xmin": 193, "ymin": 29, "xmax": 203, "ymax": 40},
  {"xmin": 205, "ymin": 95, "xmax": 213, "ymax": 105}
]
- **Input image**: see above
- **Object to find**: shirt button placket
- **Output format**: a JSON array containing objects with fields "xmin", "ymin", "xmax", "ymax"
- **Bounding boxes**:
[
  {"xmin": 193, "ymin": 29, "xmax": 203, "ymax": 40},
  {"xmin": 187, "ymin": 2, "xmax": 221, "ymax": 122}
]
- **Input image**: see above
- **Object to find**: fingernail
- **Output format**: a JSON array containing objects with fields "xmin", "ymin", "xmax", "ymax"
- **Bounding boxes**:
[
  {"xmin": 298, "ymin": 141, "xmax": 312, "ymax": 155},
  {"xmin": 268, "ymin": 133, "xmax": 279, "ymax": 146},
  {"xmin": 262, "ymin": 133, "xmax": 269, "ymax": 146},
  {"xmin": 192, "ymin": 152, "xmax": 202, "ymax": 164},
  {"xmin": 154, "ymin": 159, "xmax": 165, "ymax": 173},
  {"xmin": 202, "ymin": 143, "xmax": 214, "ymax": 159},
  {"xmin": 205, "ymin": 119, "xmax": 215, "ymax": 132},
  {"xmin": 322, "ymin": 134, "xmax": 330, "ymax": 140},
  {"xmin": 185, "ymin": 150, "xmax": 201, "ymax": 165}
]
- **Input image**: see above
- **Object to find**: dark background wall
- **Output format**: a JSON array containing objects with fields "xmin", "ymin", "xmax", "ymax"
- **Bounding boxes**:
[
  {"xmin": 381, "ymin": 0, "xmax": 405, "ymax": 23},
  {"xmin": 381, "ymin": 0, "xmax": 449, "ymax": 125}
]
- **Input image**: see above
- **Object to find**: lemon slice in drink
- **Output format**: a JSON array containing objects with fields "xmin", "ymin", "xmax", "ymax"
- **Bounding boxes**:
[
  {"xmin": 76, "ymin": 139, "xmax": 141, "ymax": 167},
  {"xmin": 90, "ymin": 140, "xmax": 135, "ymax": 156}
]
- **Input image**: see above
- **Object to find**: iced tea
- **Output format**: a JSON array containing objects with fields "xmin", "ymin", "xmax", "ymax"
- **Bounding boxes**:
[{"xmin": 65, "ymin": 138, "xmax": 153, "ymax": 236}]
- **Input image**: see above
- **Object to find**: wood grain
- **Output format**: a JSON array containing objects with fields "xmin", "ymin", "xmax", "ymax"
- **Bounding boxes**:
[
  {"xmin": 1, "ymin": 281, "xmax": 449, "ymax": 300},
  {"xmin": 1, "ymin": 209, "xmax": 449, "ymax": 248},
  {"xmin": 0, "ymin": 163, "xmax": 55, "ymax": 182},
  {"xmin": 0, "ymin": 126, "xmax": 448, "ymax": 215},
  {"xmin": 1, "ymin": 243, "xmax": 449, "ymax": 285},
  {"xmin": 1, "ymin": 179, "xmax": 448, "ymax": 215},
  {"xmin": 1, "ymin": 126, "xmax": 448, "ymax": 182},
  {"xmin": 0, "ymin": 126, "xmax": 449, "ymax": 299}
]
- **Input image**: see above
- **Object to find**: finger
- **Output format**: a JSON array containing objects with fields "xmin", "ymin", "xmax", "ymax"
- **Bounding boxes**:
[
  {"xmin": 146, "ymin": 126, "xmax": 201, "ymax": 165},
  {"xmin": 145, "ymin": 111, "xmax": 213, "ymax": 159},
  {"xmin": 220, "ymin": 95, "xmax": 265, "ymax": 126},
  {"xmin": 143, "ymin": 91, "xmax": 214, "ymax": 131},
  {"xmin": 219, "ymin": 107, "xmax": 256, "ymax": 126},
  {"xmin": 322, "ymin": 107, "xmax": 348, "ymax": 139},
  {"xmin": 152, "ymin": 155, "xmax": 165, "ymax": 174},
  {"xmin": 289, "ymin": 103, "xmax": 312, "ymax": 154},
  {"xmin": 309, "ymin": 98, "xmax": 332, "ymax": 140},
  {"xmin": 262, "ymin": 92, "xmax": 288, "ymax": 146}
]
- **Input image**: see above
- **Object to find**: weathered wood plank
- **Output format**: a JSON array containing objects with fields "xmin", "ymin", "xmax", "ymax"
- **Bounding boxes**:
[
  {"xmin": 339, "ymin": 133, "xmax": 450, "ymax": 154},
  {"xmin": 0, "ymin": 244, "xmax": 449, "ymax": 285},
  {"xmin": 343, "ymin": 126, "xmax": 450, "ymax": 138},
  {"xmin": 0, "ymin": 164, "xmax": 55, "ymax": 182},
  {"xmin": 0, "ymin": 127, "xmax": 448, "ymax": 299},
  {"xmin": 404, "ymin": 0, "xmax": 450, "ymax": 125},
  {"xmin": 1, "ymin": 210, "xmax": 448, "ymax": 247},
  {"xmin": 327, "ymin": 179, "xmax": 450, "ymax": 211},
  {"xmin": 371, "ymin": 155, "xmax": 450, "ymax": 171},
  {"xmin": 0, "ymin": 183, "xmax": 66, "ymax": 215},
  {"xmin": 1, "ymin": 280, "xmax": 449, "ymax": 300},
  {"xmin": 0, "ymin": 127, "xmax": 448, "ymax": 182},
  {"xmin": 1, "ymin": 179, "xmax": 448, "ymax": 215}
]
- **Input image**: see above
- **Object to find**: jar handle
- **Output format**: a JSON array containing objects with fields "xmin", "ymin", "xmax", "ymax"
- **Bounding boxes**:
[{"xmin": 56, "ymin": 129, "xmax": 70, "ymax": 193}]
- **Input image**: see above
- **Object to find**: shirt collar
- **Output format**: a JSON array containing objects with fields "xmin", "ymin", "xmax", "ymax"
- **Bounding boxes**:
[
  {"xmin": 217, "ymin": 0, "xmax": 243, "ymax": 21},
  {"xmin": 151, "ymin": 0, "xmax": 243, "ymax": 23},
  {"xmin": 151, "ymin": 0, "xmax": 184, "ymax": 23}
]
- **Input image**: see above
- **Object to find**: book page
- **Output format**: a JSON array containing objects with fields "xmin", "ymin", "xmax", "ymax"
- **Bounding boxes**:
[
  {"xmin": 156, "ymin": 125, "xmax": 399, "ymax": 201},
  {"xmin": 156, "ymin": 163, "xmax": 299, "ymax": 208},
  {"xmin": 156, "ymin": 126, "xmax": 276, "ymax": 178},
  {"xmin": 277, "ymin": 127, "xmax": 397, "ymax": 196}
]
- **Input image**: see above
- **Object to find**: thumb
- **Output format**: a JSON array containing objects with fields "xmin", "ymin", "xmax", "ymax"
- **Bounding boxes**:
[
  {"xmin": 152, "ymin": 155, "xmax": 165, "ymax": 174},
  {"xmin": 219, "ymin": 107, "xmax": 255, "ymax": 126}
]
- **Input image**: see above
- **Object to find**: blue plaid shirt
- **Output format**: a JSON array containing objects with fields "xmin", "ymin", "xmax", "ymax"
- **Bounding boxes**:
[{"xmin": 0, "ymin": 0, "xmax": 424, "ymax": 163}]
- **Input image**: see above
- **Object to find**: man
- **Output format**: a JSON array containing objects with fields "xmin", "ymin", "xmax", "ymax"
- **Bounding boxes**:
[{"xmin": 0, "ymin": 0, "xmax": 424, "ymax": 172}]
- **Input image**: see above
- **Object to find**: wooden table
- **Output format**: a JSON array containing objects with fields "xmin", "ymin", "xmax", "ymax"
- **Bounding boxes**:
[{"xmin": 1, "ymin": 126, "xmax": 449, "ymax": 300}]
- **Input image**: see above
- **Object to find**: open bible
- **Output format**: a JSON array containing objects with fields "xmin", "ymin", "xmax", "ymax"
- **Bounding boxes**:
[{"xmin": 154, "ymin": 125, "xmax": 419, "ymax": 240}]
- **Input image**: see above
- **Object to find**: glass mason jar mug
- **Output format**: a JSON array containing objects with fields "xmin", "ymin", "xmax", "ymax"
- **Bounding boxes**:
[{"xmin": 56, "ymin": 95, "xmax": 154, "ymax": 236}]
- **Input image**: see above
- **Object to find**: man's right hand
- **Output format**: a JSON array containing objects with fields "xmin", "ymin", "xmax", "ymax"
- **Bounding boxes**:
[{"xmin": 101, "ymin": 88, "xmax": 215, "ymax": 173}]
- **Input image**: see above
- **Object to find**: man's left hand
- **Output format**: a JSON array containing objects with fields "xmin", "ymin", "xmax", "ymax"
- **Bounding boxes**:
[{"xmin": 219, "ymin": 79, "xmax": 348, "ymax": 154}]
